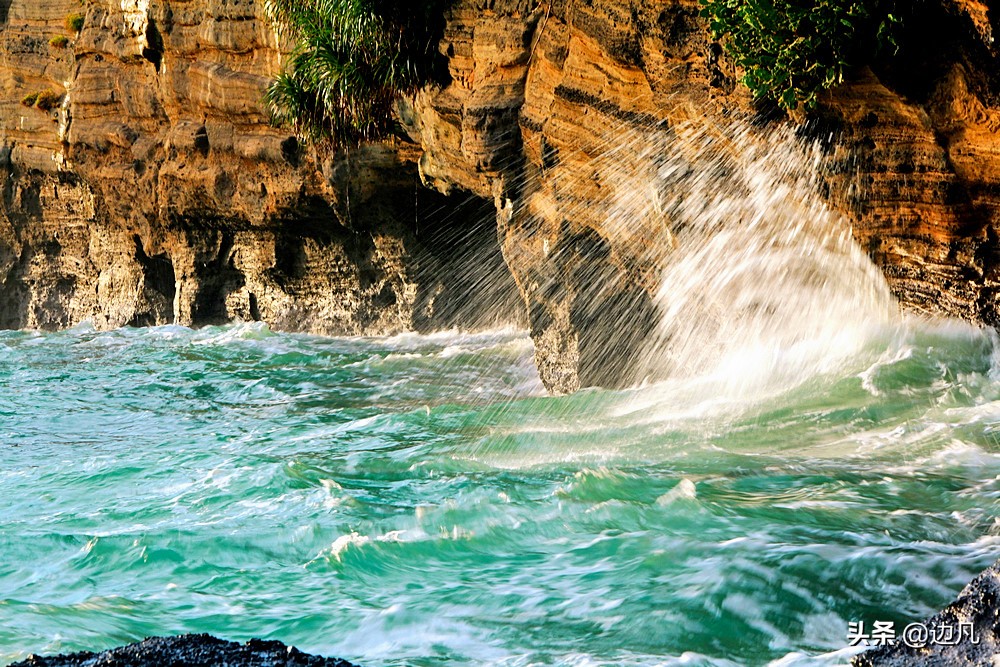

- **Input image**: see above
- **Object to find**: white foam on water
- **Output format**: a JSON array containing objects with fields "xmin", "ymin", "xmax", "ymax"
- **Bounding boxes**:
[
  {"xmin": 767, "ymin": 646, "xmax": 861, "ymax": 667},
  {"xmin": 325, "ymin": 532, "xmax": 372, "ymax": 561},
  {"xmin": 656, "ymin": 478, "xmax": 698, "ymax": 506},
  {"xmin": 189, "ymin": 321, "xmax": 273, "ymax": 343},
  {"xmin": 857, "ymin": 343, "xmax": 915, "ymax": 397},
  {"xmin": 379, "ymin": 327, "xmax": 529, "ymax": 350}
]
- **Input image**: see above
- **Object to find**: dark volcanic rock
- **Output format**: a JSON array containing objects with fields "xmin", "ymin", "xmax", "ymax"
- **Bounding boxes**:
[
  {"xmin": 853, "ymin": 561, "xmax": 1000, "ymax": 667},
  {"xmin": 9, "ymin": 635, "xmax": 362, "ymax": 667}
]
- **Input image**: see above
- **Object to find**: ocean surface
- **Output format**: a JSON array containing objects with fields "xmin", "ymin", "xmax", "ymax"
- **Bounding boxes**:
[{"xmin": 2, "ymin": 320, "xmax": 1000, "ymax": 666}]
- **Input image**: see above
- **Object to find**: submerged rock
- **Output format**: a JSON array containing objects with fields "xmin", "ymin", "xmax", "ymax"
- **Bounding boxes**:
[
  {"xmin": 853, "ymin": 561, "xmax": 1000, "ymax": 666},
  {"xmin": 9, "ymin": 635, "xmax": 362, "ymax": 667}
]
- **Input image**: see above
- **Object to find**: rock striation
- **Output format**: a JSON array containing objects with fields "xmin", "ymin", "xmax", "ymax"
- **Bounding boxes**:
[
  {"xmin": 9, "ymin": 634, "xmax": 362, "ymax": 667},
  {"xmin": 2, "ymin": 0, "xmax": 1000, "ymax": 391},
  {"xmin": 0, "ymin": 0, "xmax": 522, "ymax": 335},
  {"xmin": 408, "ymin": 0, "xmax": 743, "ymax": 392},
  {"xmin": 819, "ymin": 0, "xmax": 1000, "ymax": 327},
  {"xmin": 407, "ymin": 0, "xmax": 1000, "ymax": 392}
]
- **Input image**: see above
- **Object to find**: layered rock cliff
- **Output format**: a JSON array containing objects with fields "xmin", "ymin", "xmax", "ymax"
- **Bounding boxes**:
[
  {"xmin": 0, "ymin": 0, "xmax": 521, "ymax": 335},
  {"xmin": 407, "ymin": 0, "xmax": 1000, "ymax": 392},
  {"xmin": 820, "ymin": 1, "xmax": 1000, "ymax": 325},
  {"xmin": 2, "ymin": 0, "xmax": 1000, "ymax": 394}
]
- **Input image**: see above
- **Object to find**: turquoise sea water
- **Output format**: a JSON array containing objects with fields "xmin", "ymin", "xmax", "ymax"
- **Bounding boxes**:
[{"xmin": 2, "ymin": 320, "xmax": 1000, "ymax": 666}]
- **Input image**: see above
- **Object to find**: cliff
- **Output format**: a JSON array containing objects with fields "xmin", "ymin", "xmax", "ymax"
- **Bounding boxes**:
[
  {"xmin": 0, "ymin": 0, "xmax": 522, "ymax": 335},
  {"xmin": 407, "ymin": 0, "xmax": 1000, "ymax": 392},
  {"xmin": 2, "ymin": 0, "xmax": 1000, "ymax": 394}
]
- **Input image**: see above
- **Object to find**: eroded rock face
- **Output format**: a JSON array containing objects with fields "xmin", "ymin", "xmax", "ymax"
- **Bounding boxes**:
[
  {"xmin": 410, "ymin": 0, "xmax": 1000, "ymax": 393},
  {"xmin": 0, "ymin": 0, "xmax": 522, "ymax": 335},
  {"xmin": 410, "ymin": 0, "xmax": 739, "ymax": 392},
  {"xmin": 9, "ymin": 634, "xmax": 362, "ymax": 667},
  {"xmin": 820, "ymin": 0, "xmax": 1000, "ymax": 326},
  {"xmin": 4, "ymin": 0, "xmax": 1000, "ymax": 391}
]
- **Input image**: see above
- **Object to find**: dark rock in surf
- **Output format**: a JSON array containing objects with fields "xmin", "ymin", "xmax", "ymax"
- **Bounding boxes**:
[
  {"xmin": 853, "ymin": 560, "xmax": 1000, "ymax": 666},
  {"xmin": 8, "ymin": 634, "xmax": 362, "ymax": 667}
]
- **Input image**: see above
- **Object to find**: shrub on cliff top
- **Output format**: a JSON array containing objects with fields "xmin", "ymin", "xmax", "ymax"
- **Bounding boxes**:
[
  {"xmin": 700, "ymin": 0, "xmax": 902, "ymax": 110},
  {"xmin": 264, "ymin": 0, "xmax": 446, "ymax": 146},
  {"xmin": 49, "ymin": 35, "xmax": 70, "ymax": 49}
]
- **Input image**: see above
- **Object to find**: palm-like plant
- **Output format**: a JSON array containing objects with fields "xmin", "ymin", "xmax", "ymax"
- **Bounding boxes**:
[{"xmin": 264, "ymin": 0, "xmax": 444, "ymax": 145}]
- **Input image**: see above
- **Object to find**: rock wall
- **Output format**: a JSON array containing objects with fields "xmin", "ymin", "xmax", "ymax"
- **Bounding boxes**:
[
  {"xmin": 408, "ymin": 0, "xmax": 1000, "ymax": 393},
  {"xmin": 820, "ymin": 0, "xmax": 1000, "ymax": 325},
  {"xmin": 3, "ymin": 0, "xmax": 1000, "ymax": 393},
  {"xmin": 410, "ymin": 0, "xmax": 734, "ymax": 392},
  {"xmin": 0, "ymin": 0, "xmax": 522, "ymax": 335}
]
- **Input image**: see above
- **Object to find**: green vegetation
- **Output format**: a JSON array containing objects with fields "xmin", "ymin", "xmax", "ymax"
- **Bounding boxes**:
[
  {"xmin": 49, "ymin": 35, "xmax": 70, "ymax": 48},
  {"xmin": 65, "ymin": 12, "xmax": 85, "ymax": 34},
  {"xmin": 264, "ymin": 0, "xmax": 445, "ymax": 145},
  {"xmin": 699, "ymin": 0, "xmax": 902, "ymax": 110},
  {"xmin": 34, "ymin": 90, "xmax": 63, "ymax": 111},
  {"xmin": 20, "ymin": 90, "xmax": 63, "ymax": 111}
]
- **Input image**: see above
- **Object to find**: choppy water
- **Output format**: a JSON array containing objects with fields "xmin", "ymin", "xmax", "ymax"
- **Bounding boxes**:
[{"xmin": 2, "ymin": 320, "xmax": 1000, "ymax": 666}]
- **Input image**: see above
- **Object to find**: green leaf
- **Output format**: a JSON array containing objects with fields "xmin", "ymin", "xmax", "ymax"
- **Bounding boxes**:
[{"xmin": 700, "ymin": 0, "xmax": 902, "ymax": 110}]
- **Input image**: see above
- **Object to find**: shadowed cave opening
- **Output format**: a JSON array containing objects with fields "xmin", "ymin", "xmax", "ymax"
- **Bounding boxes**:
[
  {"xmin": 131, "ymin": 235, "xmax": 176, "ymax": 327},
  {"xmin": 190, "ymin": 230, "xmax": 245, "ymax": 326},
  {"xmin": 411, "ymin": 187, "xmax": 526, "ymax": 332}
]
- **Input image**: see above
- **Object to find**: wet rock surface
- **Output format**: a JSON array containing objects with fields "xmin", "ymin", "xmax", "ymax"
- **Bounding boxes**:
[
  {"xmin": 409, "ymin": 0, "xmax": 1000, "ymax": 392},
  {"xmin": 853, "ymin": 560, "xmax": 1000, "ymax": 667},
  {"xmin": 8, "ymin": 635, "xmax": 361, "ymax": 667}
]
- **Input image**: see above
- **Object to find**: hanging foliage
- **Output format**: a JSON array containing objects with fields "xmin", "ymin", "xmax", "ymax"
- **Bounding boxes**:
[
  {"xmin": 699, "ymin": 0, "xmax": 903, "ymax": 110},
  {"xmin": 264, "ymin": 0, "xmax": 446, "ymax": 145}
]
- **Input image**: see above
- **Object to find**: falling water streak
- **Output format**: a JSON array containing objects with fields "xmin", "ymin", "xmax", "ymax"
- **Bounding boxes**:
[
  {"xmin": 608, "ymin": 119, "xmax": 901, "ymax": 397},
  {"xmin": 458, "ymin": 112, "xmax": 912, "ymax": 455},
  {"xmin": 226, "ymin": 103, "xmax": 910, "ymax": 445},
  {"xmin": 502, "ymin": 111, "xmax": 897, "ymax": 392}
]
